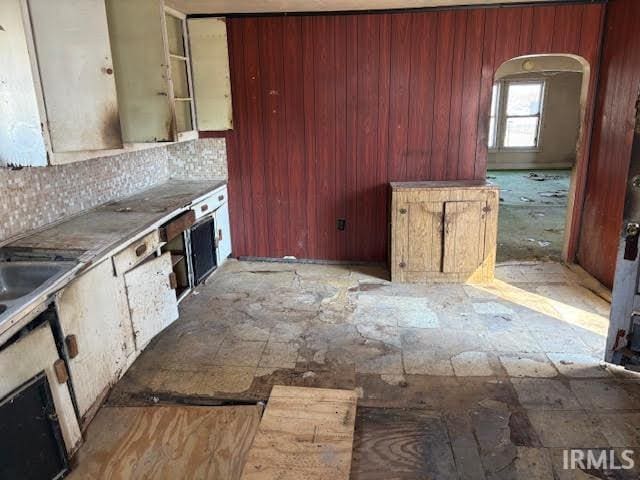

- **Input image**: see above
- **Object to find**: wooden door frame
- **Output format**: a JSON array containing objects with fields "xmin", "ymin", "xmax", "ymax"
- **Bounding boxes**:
[{"xmin": 493, "ymin": 54, "xmax": 597, "ymax": 264}]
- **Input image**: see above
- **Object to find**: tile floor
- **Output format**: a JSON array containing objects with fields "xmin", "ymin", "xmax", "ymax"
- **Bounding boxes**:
[{"xmin": 107, "ymin": 259, "xmax": 640, "ymax": 479}]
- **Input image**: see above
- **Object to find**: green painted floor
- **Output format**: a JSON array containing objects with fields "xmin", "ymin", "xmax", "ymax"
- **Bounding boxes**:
[{"xmin": 488, "ymin": 169, "xmax": 570, "ymax": 262}]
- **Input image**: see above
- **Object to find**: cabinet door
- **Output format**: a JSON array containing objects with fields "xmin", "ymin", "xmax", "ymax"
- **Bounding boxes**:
[
  {"xmin": 106, "ymin": 0, "xmax": 172, "ymax": 142},
  {"xmin": 188, "ymin": 17, "xmax": 232, "ymax": 131},
  {"xmin": 400, "ymin": 202, "xmax": 444, "ymax": 273},
  {"xmin": 56, "ymin": 260, "xmax": 134, "ymax": 420},
  {"xmin": 214, "ymin": 203, "xmax": 232, "ymax": 265},
  {"xmin": 443, "ymin": 201, "xmax": 485, "ymax": 274},
  {"xmin": 124, "ymin": 253, "xmax": 179, "ymax": 351},
  {"xmin": 28, "ymin": 0, "xmax": 122, "ymax": 153},
  {"xmin": 0, "ymin": 0, "xmax": 47, "ymax": 167}
]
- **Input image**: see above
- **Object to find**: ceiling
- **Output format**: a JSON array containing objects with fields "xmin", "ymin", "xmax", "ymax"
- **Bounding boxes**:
[{"xmin": 166, "ymin": 0, "xmax": 568, "ymax": 14}]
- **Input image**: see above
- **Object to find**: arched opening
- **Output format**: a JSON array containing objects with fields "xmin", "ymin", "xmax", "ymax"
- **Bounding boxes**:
[{"xmin": 488, "ymin": 54, "xmax": 590, "ymax": 263}]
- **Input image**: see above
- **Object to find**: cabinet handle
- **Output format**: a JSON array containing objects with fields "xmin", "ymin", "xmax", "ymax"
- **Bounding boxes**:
[
  {"xmin": 218, "ymin": 229, "xmax": 223, "ymax": 242},
  {"xmin": 169, "ymin": 272, "xmax": 178, "ymax": 290},
  {"xmin": 135, "ymin": 243, "xmax": 147, "ymax": 257},
  {"xmin": 201, "ymin": 204, "xmax": 209, "ymax": 212},
  {"xmin": 53, "ymin": 359, "xmax": 69, "ymax": 384},
  {"xmin": 65, "ymin": 335, "xmax": 79, "ymax": 359}
]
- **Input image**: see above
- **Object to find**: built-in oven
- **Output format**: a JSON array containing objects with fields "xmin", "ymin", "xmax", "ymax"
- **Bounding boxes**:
[
  {"xmin": 0, "ymin": 372, "xmax": 69, "ymax": 479},
  {"xmin": 190, "ymin": 217, "xmax": 217, "ymax": 285}
]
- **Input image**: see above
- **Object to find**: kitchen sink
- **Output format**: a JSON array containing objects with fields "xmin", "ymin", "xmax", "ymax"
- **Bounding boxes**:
[
  {"xmin": 0, "ymin": 262, "xmax": 73, "ymax": 302},
  {"xmin": 0, "ymin": 261, "xmax": 77, "ymax": 330}
]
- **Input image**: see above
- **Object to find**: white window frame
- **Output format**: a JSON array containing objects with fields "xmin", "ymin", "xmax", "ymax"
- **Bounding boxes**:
[{"xmin": 488, "ymin": 78, "xmax": 546, "ymax": 153}]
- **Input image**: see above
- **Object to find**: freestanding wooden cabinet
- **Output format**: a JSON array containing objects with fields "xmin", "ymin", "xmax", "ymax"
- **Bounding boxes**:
[{"xmin": 390, "ymin": 181, "xmax": 499, "ymax": 283}]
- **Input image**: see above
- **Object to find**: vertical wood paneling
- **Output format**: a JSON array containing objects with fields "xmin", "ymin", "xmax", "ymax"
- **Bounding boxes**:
[
  {"xmin": 551, "ymin": 5, "xmax": 583, "ymax": 53},
  {"xmin": 356, "ymin": 15, "xmax": 380, "ymax": 260},
  {"xmin": 243, "ymin": 19, "xmax": 269, "ymax": 257},
  {"xmin": 345, "ymin": 15, "xmax": 359, "ymax": 260},
  {"xmin": 474, "ymin": 8, "xmax": 498, "ymax": 179},
  {"xmin": 302, "ymin": 16, "xmax": 317, "ymax": 259},
  {"xmin": 406, "ymin": 13, "xmax": 436, "ymax": 181},
  {"xmin": 259, "ymin": 18, "xmax": 287, "ymax": 258},
  {"xmin": 387, "ymin": 13, "xmax": 412, "ymax": 182},
  {"xmin": 578, "ymin": 0, "xmax": 640, "ymax": 288},
  {"xmin": 432, "ymin": 10, "xmax": 455, "ymax": 180},
  {"xmin": 531, "ymin": 6, "xmax": 556, "ymax": 52},
  {"xmin": 313, "ymin": 16, "xmax": 337, "ymax": 259},
  {"xmin": 225, "ymin": 4, "xmax": 604, "ymax": 263},
  {"xmin": 458, "ymin": 8, "xmax": 485, "ymax": 180},
  {"xmin": 282, "ymin": 17, "xmax": 307, "ymax": 258},
  {"xmin": 447, "ymin": 10, "xmax": 467, "ymax": 180},
  {"xmin": 334, "ymin": 16, "xmax": 348, "ymax": 260},
  {"xmin": 225, "ymin": 20, "xmax": 246, "ymax": 257},
  {"xmin": 518, "ymin": 7, "xmax": 534, "ymax": 55}
]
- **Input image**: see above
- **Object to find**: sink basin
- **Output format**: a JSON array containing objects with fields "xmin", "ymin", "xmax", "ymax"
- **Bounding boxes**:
[
  {"xmin": 0, "ymin": 262, "xmax": 72, "ymax": 302},
  {"xmin": 0, "ymin": 261, "xmax": 77, "ymax": 333}
]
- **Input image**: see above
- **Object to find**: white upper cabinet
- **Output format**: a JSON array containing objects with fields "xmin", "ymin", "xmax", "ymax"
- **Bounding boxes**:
[
  {"xmin": 106, "ymin": 0, "xmax": 198, "ymax": 143},
  {"xmin": 1, "ymin": 0, "xmax": 123, "ymax": 166},
  {"xmin": 28, "ymin": 0, "xmax": 122, "ymax": 153},
  {"xmin": 0, "ymin": 0, "xmax": 48, "ymax": 167},
  {"xmin": 188, "ymin": 17, "xmax": 233, "ymax": 131}
]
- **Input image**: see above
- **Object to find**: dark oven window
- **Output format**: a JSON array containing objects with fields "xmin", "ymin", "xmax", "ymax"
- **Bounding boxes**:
[
  {"xmin": 191, "ymin": 217, "xmax": 217, "ymax": 285},
  {"xmin": 0, "ymin": 372, "xmax": 69, "ymax": 479}
]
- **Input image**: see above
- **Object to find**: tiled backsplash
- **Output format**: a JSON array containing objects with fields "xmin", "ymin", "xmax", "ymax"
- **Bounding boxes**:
[
  {"xmin": 0, "ymin": 138, "xmax": 228, "ymax": 243},
  {"xmin": 167, "ymin": 137, "xmax": 227, "ymax": 180}
]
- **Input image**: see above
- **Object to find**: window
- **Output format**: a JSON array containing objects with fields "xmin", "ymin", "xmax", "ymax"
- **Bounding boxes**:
[{"xmin": 488, "ymin": 79, "xmax": 545, "ymax": 150}]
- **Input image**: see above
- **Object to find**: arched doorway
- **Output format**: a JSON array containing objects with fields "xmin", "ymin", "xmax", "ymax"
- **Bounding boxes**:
[{"xmin": 488, "ymin": 55, "xmax": 590, "ymax": 263}]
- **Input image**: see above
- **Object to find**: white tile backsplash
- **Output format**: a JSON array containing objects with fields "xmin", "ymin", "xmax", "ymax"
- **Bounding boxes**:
[{"xmin": 0, "ymin": 138, "xmax": 228, "ymax": 243}]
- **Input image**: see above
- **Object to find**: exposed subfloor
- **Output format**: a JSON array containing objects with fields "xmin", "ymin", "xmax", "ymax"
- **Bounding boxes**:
[
  {"xmin": 106, "ymin": 259, "xmax": 640, "ymax": 479},
  {"xmin": 488, "ymin": 170, "xmax": 570, "ymax": 263}
]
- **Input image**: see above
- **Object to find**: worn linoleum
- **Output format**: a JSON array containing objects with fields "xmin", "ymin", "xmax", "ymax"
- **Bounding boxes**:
[{"xmin": 108, "ymin": 259, "xmax": 640, "ymax": 479}]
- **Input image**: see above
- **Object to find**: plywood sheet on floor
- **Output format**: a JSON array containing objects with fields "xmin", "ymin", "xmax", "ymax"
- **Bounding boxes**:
[
  {"xmin": 240, "ymin": 385, "xmax": 357, "ymax": 480},
  {"xmin": 68, "ymin": 405, "xmax": 262, "ymax": 480}
]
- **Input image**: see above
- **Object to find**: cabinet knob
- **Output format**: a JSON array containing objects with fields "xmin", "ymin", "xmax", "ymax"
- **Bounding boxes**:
[
  {"xmin": 399, "ymin": 261, "xmax": 406, "ymax": 268},
  {"xmin": 201, "ymin": 204, "xmax": 209, "ymax": 212},
  {"xmin": 218, "ymin": 195, "xmax": 225, "ymax": 201},
  {"xmin": 135, "ymin": 243, "xmax": 147, "ymax": 257},
  {"xmin": 399, "ymin": 208, "xmax": 407, "ymax": 214},
  {"xmin": 65, "ymin": 335, "xmax": 79, "ymax": 359},
  {"xmin": 53, "ymin": 359, "xmax": 69, "ymax": 384}
]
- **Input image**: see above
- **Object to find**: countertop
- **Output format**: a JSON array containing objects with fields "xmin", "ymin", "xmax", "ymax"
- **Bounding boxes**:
[
  {"xmin": 0, "ymin": 178, "xmax": 226, "ymax": 344},
  {"xmin": 390, "ymin": 180, "xmax": 496, "ymax": 190}
]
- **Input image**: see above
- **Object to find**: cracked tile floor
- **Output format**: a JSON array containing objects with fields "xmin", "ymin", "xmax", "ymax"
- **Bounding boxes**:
[{"xmin": 109, "ymin": 259, "xmax": 640, "ymax": 479}]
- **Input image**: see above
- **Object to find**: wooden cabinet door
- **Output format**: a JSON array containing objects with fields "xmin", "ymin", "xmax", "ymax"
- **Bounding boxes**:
[
  {"xmin": 56, "ymin": 259, "xmax": 134, "ymax": 420},
  {"xmin": 124, "ymin": 253, "xmax": 179, "ymax": 351},
  {"xmin": 28, "ymin": 0, "xmax": 122, "ymax": 153},
  {"xmin": 405, "ymin": 202, "xmax": 444, "ymax": 273},
  {"xmin": 443, "ymin": 201, "xmax": 485, "ymax": 274}
]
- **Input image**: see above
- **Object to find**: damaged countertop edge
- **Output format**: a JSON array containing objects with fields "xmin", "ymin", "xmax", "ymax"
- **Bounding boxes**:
[{"xmin": 0, "ymin": 178, "xmax": 227, "ymax": 344}]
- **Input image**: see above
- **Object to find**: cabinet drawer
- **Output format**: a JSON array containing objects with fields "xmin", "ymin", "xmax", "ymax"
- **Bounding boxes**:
[
  {"xmin": 112, "ymin": 230, "xmax": 161, "ymax": 276},
  {"xmin": 193, "ymin": 186, "xmax": 228, "ymax": 220}
]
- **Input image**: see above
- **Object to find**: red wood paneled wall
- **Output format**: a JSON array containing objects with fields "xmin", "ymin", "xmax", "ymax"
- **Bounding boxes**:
[
  {"xmin": 577, "ymin": 0, "xmax": 640, "ymax": 289},
  {"xmin": 225, "ymin": 3, "xmax": 604, "ymax": 262}
]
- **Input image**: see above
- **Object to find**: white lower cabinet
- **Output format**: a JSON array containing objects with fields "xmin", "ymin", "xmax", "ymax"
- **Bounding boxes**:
[
  {"xmin": 56, "ymin": 259, "xmax": 135, "ymax": 423},
  {"xmin": 124, "ymin": 252, "xmax": 179, "ymax": 350},
  {"xmin": 214, "ymin": 202, "xmax": 232, "ymax": 266},
  {"xmin": 0, "ymin": 322, "xmax": 82, "ymax": 454}
]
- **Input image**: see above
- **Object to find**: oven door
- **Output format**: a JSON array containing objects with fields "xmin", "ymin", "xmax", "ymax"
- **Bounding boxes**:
[{"xmin": 190, "ymin": 217, "xmax": 217, "ymax": 285}]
